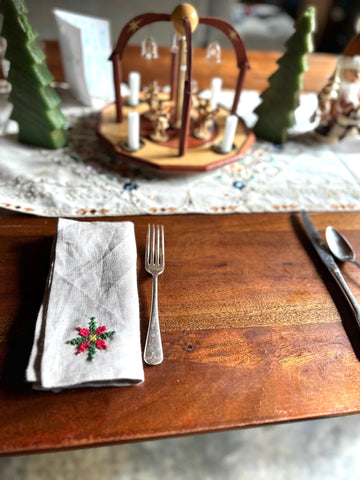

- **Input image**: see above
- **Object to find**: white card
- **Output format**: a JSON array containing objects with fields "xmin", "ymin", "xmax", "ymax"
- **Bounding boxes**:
[{"xmin": 54, "ymin": 9, "xmax": 114, "ymax": 106}]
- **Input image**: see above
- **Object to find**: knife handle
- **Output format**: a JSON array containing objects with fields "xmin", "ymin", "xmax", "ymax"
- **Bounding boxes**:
[{"xmin": 330, "ymin": 266, "xmax": 360, "ymax": 329}]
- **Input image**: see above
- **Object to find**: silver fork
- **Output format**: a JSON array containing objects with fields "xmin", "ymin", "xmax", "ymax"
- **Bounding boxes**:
[{"xmin": 144, "ymin": 224, "xmax": 165, "ymax": 365}]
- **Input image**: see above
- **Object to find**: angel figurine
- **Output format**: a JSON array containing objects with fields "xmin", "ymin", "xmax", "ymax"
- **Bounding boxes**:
[
  {"xmin": 193, "ymin": 98, "xmax": 219, "ymax": 140},
  {"xmin": 311, "ymin": 30, "xmax": 360, "ymax": 143},
  {"xmin": 150, "ymin": 104, "xmax": 171, "ymax": 142},
  {"xmin": 144, "ymin": 81, "xmax": 160, "ymax": 120}
]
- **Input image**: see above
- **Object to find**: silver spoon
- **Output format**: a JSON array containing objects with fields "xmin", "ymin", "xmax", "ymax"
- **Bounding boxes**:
[{"xmin": 325, "ymin": 226, "xmax": 360, "ymax": 268}]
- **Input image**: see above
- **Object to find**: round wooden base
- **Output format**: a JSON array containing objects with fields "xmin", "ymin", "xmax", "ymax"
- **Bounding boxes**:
[{"xmin": 96, "ymin": 98, "xmax": 255, "ymax": 173}]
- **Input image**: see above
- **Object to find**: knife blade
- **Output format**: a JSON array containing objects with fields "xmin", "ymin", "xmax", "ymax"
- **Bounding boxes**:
[{"xmin": 300, "ymin": 210, "xmax": 360, "ymax": 329}]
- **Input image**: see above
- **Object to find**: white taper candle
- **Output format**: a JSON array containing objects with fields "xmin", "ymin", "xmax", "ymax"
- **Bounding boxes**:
[
  {"xmin": 210, "ymin": 77, "xmax": 222, "ymax": 109},
  {"xmin": 128, "ymin": 111, "xmax": 140, "ymax": 150},
  {"xmin": 221, "ymin": 114, "xmax": 238, "ymax": 153},
  {"xmin": 128, "ymin": 71, "xmax": 140, "ymax": 106}
]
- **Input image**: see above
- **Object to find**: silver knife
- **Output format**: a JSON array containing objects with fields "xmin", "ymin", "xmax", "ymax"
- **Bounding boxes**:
[{"xmin": 300, "ymin": 210, "xmax": 360, "ymax": 329}]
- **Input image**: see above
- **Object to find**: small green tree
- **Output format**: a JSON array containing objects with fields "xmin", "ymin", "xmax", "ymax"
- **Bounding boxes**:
[
  {"xmin": 0, "ymin": 0, "xmax": 67, "ymax": 148},
  {"xmin": 253, "ymin": 6, "xmax": 316, "ymax": 144}
]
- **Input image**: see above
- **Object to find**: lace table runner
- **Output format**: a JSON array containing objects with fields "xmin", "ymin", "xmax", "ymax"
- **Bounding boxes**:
[{"xmin": 1, "ymin": 89, "xmax": 359, "ymax": 217}]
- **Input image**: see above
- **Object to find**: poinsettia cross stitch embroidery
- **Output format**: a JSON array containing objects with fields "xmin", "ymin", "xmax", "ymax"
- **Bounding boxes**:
[{"xmin": 66, "ymin": 317, "xmax": 116, "ymax": 361}]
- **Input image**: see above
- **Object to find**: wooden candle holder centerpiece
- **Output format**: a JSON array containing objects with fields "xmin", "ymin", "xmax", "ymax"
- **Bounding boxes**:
[{"xmin": 97, "ymin": 3, "xmax": 255, "ymax": 173}]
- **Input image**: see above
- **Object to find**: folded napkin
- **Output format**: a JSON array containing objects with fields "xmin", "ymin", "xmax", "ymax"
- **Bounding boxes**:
[{"xmin": 26, "ymin": 218, "xmax": 144, "ymax": 390}]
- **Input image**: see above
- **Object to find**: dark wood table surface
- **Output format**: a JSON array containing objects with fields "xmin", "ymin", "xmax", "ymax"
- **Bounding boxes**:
[
  {"xmin": 2, "ymin": 212, "xmax": 360, "ymax": 455},
  {"xmin": 2, "ymin": 45, "xmax": 358, "ymax": 456}
]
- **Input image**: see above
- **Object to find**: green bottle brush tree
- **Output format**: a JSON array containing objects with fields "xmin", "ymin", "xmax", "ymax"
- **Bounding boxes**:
[
  {"xmin": 253, "ymin": 6, "xmax": 316, "ymax": 144},
  {"xmin": 0, "ymin": 0, "xmax": 67, "ymax": 148}
]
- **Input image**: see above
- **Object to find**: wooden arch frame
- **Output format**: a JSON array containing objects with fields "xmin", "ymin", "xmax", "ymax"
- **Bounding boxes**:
[
  {"xmin": 199, "ymin": 17, "xmax": 249, "ymax": 115},
  {"xmin": 109, "ymin": 13, "xmax": 171, "ymax": 123},
  {"xmin": 109, "ymin": 8, "xmax": 249, "ymax": 156}
]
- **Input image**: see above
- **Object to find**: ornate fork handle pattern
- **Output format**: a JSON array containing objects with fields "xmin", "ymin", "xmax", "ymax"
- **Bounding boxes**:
[{"xmin": 144, "ymin": 225, "xmax": 165, "ymax": 365}]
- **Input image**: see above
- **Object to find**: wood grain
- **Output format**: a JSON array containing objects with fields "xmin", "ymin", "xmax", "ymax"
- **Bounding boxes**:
[{"xmin": 1, "ymin": 212, "xmax": 360, "ymax": 455}]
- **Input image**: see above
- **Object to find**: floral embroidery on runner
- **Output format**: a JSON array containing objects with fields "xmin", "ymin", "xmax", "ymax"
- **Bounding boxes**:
[
  {"xmin": 1, "ymin": 90, "xmax": 360, "ymax": 216},
  {"xmin": 66, "ymin": 317, "xmax": 116, "ymax": 361}
]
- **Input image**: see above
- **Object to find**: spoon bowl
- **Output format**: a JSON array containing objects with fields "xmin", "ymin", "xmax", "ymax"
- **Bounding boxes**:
[{"xmin": 325, "ymin": 226, "xmax": 360, "ymax": 268}]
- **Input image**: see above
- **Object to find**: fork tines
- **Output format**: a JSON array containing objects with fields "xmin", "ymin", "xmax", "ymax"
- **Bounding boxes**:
[{"xmin": 146, "ymin": 224, "xmax": 165, "ymax": 271}]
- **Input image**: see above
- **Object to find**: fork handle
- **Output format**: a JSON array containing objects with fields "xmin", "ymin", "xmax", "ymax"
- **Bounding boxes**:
[{"xmin": 144, "ymin": 275, "xmax": 163, "ymax": 365}]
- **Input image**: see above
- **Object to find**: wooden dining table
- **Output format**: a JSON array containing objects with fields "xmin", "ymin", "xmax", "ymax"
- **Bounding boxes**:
[{"xmin": 2, "ymin": 43, "xmax": 360, "ymax": 456}]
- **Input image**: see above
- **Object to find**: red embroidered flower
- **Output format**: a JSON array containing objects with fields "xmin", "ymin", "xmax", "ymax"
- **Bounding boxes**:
[
  {"xmin": 66, "ymin": 317, "xmax": 116, "ymax": 360},
  {"xmin": 77, "ymin": 327, "xmax": 91, "ymax": 337},
  {"xmin": 95, "ymin": 325, "xmax": 107, "ymax": 335},
  {"xmin": 96, "ymin": 338, "xmax": 108, "ymax": 350}
]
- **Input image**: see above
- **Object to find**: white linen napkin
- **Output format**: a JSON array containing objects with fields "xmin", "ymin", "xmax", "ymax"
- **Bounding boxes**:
[{"xmin": 26, "ymin": 218, "xmax": 144, "ymax": 390}]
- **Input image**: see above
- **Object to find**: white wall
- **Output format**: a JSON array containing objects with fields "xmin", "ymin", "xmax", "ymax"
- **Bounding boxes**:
[{"xmin": 25, "ymin": 0, "xmax": 235, "ymax": 47}]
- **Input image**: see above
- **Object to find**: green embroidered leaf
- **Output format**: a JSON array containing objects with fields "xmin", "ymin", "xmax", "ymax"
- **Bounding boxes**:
[
  {"xmin": 88, "ymin": 341, "xmax": 96, "ymax": 361},
  {"xmin": 66, "ymin": 337, "xmax": 86, "ymax": 346},
  {"xmin": 98, "ymin": 331, "xmax": 116, "ymax": 340},
  {"xmin": 89, "ymin": 317, "xmax": 97, "ymax": 335}
]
